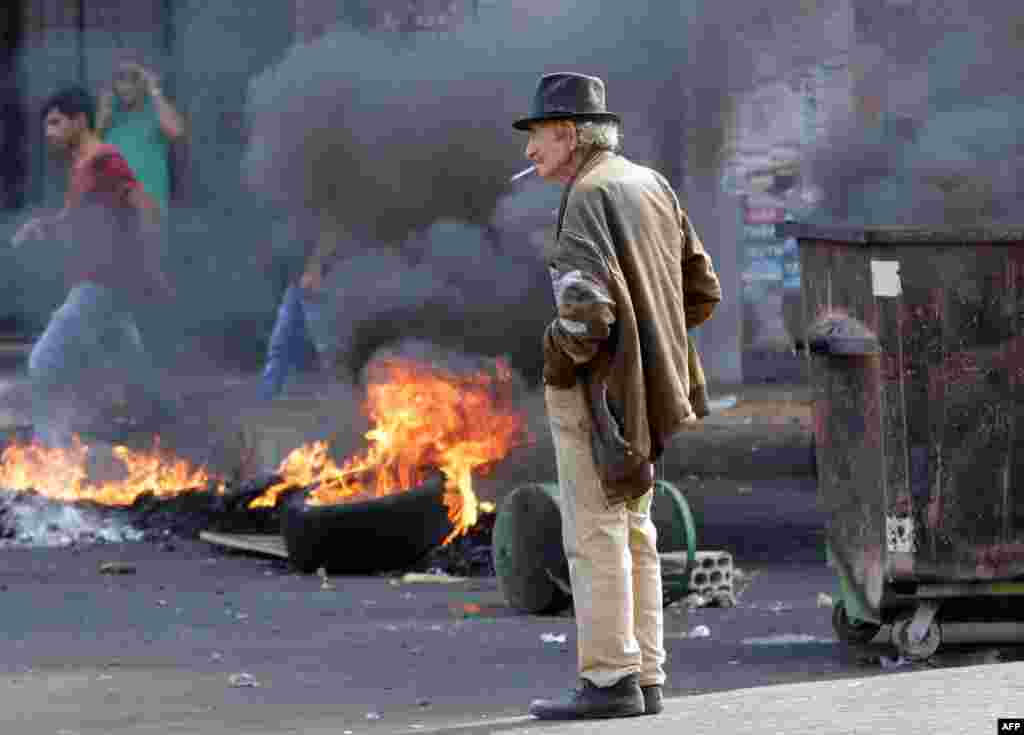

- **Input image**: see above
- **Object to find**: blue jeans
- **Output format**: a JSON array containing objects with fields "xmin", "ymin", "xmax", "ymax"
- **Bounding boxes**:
[
  {"xmin": 28, "ymin": 282, "xmax": 168, "ymax": 446},
  {"xmin": 261, "ymin": 284, "xmax": 328, "ymax": 399}
]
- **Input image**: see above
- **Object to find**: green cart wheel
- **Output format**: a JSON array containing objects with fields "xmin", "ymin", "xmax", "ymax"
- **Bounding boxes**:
[
  {"xmin": 493, "ymin": 480, "xmax": 700, "ymax": 613},
  {"xmin": 492, "ymin": 483, "xmax": 572, "ymax": 615},
  {"xmin": 651, "ymin": 480, "xmax": 699, "ymax": 607}
]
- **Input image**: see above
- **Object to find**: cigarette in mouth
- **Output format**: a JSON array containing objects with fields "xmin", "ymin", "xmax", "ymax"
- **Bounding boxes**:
[{"xmin": 509, "ymin": 166, "xmax": 537, "ymax": 183}]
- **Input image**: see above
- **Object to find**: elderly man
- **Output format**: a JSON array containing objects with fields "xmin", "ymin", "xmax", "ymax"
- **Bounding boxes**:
[{"xmin": 515, "ymin": 73, "xmax": 721, "ymax": 720}]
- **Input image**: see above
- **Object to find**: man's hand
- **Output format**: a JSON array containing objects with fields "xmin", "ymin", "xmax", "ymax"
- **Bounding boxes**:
[
  {"xmin": 138, "ymin": 66, "xmax": 161, "ymax": 96},
  {"xmin": 11, "ymin": 217, "xmax": 47, "ymax": 248},
  {"xmin": 96, "ymin": 90, "xmax": 115, "ymax": 133},
  {"xmin": 299, "ymin": 267, "xmax": 322, "ymax": 292}
]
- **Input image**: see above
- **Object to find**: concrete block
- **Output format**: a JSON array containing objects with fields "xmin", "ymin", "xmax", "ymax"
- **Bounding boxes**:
[{"xmin": 662, "ymin": 549, "xmax": 735, "ymax": 604}]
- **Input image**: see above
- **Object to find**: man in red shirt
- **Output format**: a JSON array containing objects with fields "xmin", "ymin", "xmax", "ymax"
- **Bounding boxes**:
[{"xmin": 11, "ymin": 86, "xmax": 176, "ymax": 445}]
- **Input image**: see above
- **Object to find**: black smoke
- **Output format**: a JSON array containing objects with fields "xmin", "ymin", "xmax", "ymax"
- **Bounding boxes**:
[{"xmin": 241, "ymin": 0, "xmax": 755, "ymax": 383}]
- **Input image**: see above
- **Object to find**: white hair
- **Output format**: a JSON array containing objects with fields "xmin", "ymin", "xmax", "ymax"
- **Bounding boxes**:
[{"xmin": 575, "ymin": 120, "xmax": 621, "ymax": 152}]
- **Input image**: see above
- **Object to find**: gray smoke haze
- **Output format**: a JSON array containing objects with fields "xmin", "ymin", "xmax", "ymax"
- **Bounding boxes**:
[
  {"xmin": 8, "ymin": 0, "xmax": 1019, "ymax": 400},
  {"xmin": 804, "ymin": 3, "xmax": 1024, "ymax": 226},
  {"xmin": 241, "ymin": 0, "xmax": 766, "ymax": 382},
  {"xmin": 243, "ymin": 1, "xmax": 693, "ymax": 237}
]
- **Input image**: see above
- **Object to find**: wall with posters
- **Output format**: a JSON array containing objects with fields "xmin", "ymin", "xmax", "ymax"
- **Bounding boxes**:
[{"xmin": 739, "ymin": 199, "xmax": 805, "ymax": 383}]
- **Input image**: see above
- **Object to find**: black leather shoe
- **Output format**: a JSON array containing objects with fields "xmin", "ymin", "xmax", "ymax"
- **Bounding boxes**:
[
  {"xmin": 641, "ymin": 684, "xmax": 664, "ymax": 715},
  {"xmin": 529, "ymin": 673, "xmax": 644, "ymax": 720}
]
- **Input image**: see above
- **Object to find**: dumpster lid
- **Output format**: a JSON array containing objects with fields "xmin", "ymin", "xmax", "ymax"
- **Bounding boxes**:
[{"xmin": 782, "ymin": 223, "xmax": 1024, "ymax": 245}]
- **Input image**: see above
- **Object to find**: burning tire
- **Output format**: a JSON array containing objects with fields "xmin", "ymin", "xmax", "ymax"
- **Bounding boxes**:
[{"xmin": 280, "ymin": 471, "xmax": 454, "ymax": 574}]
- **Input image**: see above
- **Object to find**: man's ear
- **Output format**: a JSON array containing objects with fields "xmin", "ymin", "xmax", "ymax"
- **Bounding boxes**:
[{"xmin": 564, "ymin": 120, "xmax": 579, "ymax": 150}]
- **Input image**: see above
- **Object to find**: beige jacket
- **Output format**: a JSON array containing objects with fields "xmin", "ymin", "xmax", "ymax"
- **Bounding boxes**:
[{"xmin": 543, "ymin": 151, "xmax": 721, "ymax": 504}]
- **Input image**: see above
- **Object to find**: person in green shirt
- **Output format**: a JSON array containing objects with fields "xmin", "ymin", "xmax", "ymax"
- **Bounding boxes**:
[{"xmin": 97, "ymin": 62, "xmax": 185, "ymax": 212}]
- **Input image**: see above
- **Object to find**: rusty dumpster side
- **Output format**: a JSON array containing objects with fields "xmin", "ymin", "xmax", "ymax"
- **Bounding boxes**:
[{"xmin": 793, "ymin": 224, "xmax": 1024, "ymax": 622}]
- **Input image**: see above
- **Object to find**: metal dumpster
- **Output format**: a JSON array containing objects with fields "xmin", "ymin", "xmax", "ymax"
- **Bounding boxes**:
[{"xmin": 791, "ymin": 224, "xmax": 1024, "ymax": 659}]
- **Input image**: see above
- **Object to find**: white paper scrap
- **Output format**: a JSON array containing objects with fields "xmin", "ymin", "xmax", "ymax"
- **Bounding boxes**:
[{"xmin": 871, "ymin": 260, "xmax": 902, "ymax": 297}]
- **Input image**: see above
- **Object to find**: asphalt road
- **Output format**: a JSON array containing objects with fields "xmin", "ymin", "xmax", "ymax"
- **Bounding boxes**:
[
  {"xmin": 0, "ymin": 539, "xmax": 838, "ymax": 734},
  {"xmin": 0, "ymin": 471, "xmax": 963, "ymax": 735},
  {"xmin": 2, "ymin": 370, "xmax": 1022, "ymax": 733}
]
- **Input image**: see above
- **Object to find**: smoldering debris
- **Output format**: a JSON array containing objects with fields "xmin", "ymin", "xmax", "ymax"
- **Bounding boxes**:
[
  {"xmin": 412, "ymin": 507, "xmax": 497, "ymax": 578},
  {"xmin": 0, "ymin": 474, "xmax": 282, "ymax": 550},
  {"xmin": 0, "ymin": 493, "xmax": 143, "ymax": 548},
  {"xmin": 0, "ymin": 465, "xmax": 503, "ymax": 578}
]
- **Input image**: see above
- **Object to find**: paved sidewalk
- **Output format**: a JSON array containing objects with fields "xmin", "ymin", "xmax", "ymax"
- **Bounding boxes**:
[{"xmin": 423, "ymin": 662, "xmax": 1023, "ymax": 735}]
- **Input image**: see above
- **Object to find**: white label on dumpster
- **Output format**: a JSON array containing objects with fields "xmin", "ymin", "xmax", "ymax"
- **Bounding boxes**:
[
  {"xmin": 886, "ymin": 516, "xmax": 916, "ymax": 553},
  {"xmin": 871, "ymin": 260, "xmax": 902, "ymax": 297}
]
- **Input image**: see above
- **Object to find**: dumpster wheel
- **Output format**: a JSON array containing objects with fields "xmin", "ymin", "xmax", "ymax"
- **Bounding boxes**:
[
  {"xmin": 891, "ymin": 611, "xmax": 942, "ymax": 661},
  {"xmin": 832, "ymin": 601, "xmax": 881, "ymax": 645}
]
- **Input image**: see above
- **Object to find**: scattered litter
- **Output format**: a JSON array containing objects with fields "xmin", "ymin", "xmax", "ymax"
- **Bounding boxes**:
[
  {"xmin": 400, "ymin": 572, "xmax": 468, "ymax": 584},
  {"xmin": 366, "ymin": 711, "xmax": 382, "ymax": 721},
  {"xmin": 228, "ymin": 672, "xmax": 259, "ymax": 688},
  {"xmin": 880, "ymin": 656, "xmax": 911, "ymax": 670},
  {"xmin": 708, "ymin": 395, "xmax": 739, "ymax": 412},
  {"xmin": 156, "ymin": 599, "xmax": 168, "ymax": 607},
  {"xmin": 461, "ymin": 603, "xmax": 482, "ymax": 616},
  {"xmin": 235, "ymin": 613, "xmax": 249, "ymax": 621},
  {"xmin": 769, "ymin": 602, "xmax": 793, "ymax": 613},
  {"xmin": 817, "ymin": 593, "xmax": 834, "ymax": 608},
  {"xmin": 743, "ymin": 634, "xmax": 835, "ymax": 646},
  {"xmin": 685, "ymin": 593, "xmax": 709, "ymax": 609},
  {"xmin": 541, "ymin": 633, "xmax": 567, "ymax": 644},
  {"xmin": 99, "ymin": 562, "xmax": 136, "ymax": 575},
  {"xmin": 689, "ymin": 625, "xmax": 711, "ymax": 639},
  {"xmin": 210, "ymin": 652, "xmax": 224, "ymax": 662}
]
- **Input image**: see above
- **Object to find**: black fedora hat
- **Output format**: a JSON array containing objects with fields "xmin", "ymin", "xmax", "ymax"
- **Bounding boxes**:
[{"xmin": 513, "ymin": 72, "xmax": 620, "ymax": 131}]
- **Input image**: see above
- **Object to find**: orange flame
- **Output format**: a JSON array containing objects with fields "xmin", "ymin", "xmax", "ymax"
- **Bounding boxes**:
[
  {"xmin": 0, "ymin": 435, "xmax": 222, "ymax": 505},
  {"xmin": 250, "ymin": 357, "xmax": 527, "ymax": 544}
]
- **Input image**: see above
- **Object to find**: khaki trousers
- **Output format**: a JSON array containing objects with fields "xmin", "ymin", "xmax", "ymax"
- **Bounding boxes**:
[{"xmin": 545, "ymin": 384, "xmax": 666, "ymax": 688}]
